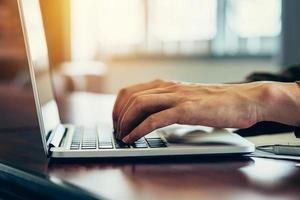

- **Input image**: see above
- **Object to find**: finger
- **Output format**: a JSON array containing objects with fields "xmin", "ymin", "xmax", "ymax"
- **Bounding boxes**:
[
  {"xmin": 116, "ymin": 87, "xmax": 176, "ymax": 137},
  {"xmin": 113, "ymin": 80, "xmax": 171, "ymax": 130},
  {"xmin": 113, "ymin": 80, "xmax": 175, "ymax": 128},
  {"xmin": 118, "ymin": 93, "xmax": 178, "ymax": 139},
  {"xmin": 122, "ymin": 107, "xmax": 180, "ymax": 143}
]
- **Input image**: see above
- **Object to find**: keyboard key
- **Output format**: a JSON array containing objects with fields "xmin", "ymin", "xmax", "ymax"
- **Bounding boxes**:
[
  {"xmin": 70, "ymin": 145, "xmax": 80, "ymax": 150},
  {"xmin": 146, "ymin": 140, "xmax": 165, "ymax": 145},
  {"xmin": 99, "ymin": 141, "xmax": 113, "ymax": 149},
  {"xmin": 148, "ymin": 143, "xmax": 167, "ymax": 148},
  {"xmin": 115, "ymin": 140, "xmax": 130, "ymax": 149},
  {"xmin": 70, "ymin": 127, "xmax": 83, "ymax": 150},
  {"xmin": 132, "ymin": 143, "xmax": 148, "ymax": 148},
  {"xmin": 98, "ymin": 126, "xmax": 114, "ymax": 149},
  {"xmin": 146, "ymin": 138, "xmax": 167, "ymax": 148},
  {"xmin": 82, "ymin": 144, "xmax": 96, "ymax": 147},
  {"xmin": 82, "ymin": 146, "xmax": 96, "ymax": 149},
  {"xmin": 82, "ymin": 145, "xmax": 96, "ymax": 147},
  {"xmin": 81, "ymin": 146, "xmax": 96, "ymax": 149},
  {"xmin": 132, "ymin": 138, "xmax": 148, "ymax": 148},
  {"xmin": 82, "ymin": 141, "xmax": 96, "ymax": 144},
  {"xmin": 99, "ymin": 144, "xmax": 113, "ymax": 149},
  {"xmin": 82, "ymin": 143, "xmax": 96, "ymax": 146},
  {"xmin": 98, "ymin": 137, "xmax": 112, "ymax": 142},
  {"xmin": 82, "ymin": 129, "xmax": 97, "ymax": 148},
  {"xmin": 146, "ymin": 138, "xmax": 164, "ymax": 142},
  {"xmin": 99, "ymin": 145, "xmax": 113, "ymax": 149}
]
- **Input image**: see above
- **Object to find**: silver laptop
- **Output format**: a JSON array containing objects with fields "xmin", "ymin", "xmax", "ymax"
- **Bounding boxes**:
[{"xmin": 18, "ymin": 0, "xmax": 254, "ymax": 158}]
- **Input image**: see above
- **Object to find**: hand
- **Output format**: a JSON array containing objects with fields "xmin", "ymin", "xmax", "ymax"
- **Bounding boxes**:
[
  {"xmin": 113, "ymin": 80, "xmax": 300, "ymax": 143},
  {"xmin": 113, "ymin": 79, "xmax": 177, "ymax": 134}
]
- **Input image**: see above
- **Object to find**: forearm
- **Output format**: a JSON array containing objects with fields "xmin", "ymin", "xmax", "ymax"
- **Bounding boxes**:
[{"xmin": 262, "ymin": 82, "xmax": 300, "ymax": 126}]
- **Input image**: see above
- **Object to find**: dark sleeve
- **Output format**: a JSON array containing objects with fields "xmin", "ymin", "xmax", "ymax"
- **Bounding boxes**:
[{"xmin": 246, "ymin": 63, "xmax": 300, "ymax": 82}]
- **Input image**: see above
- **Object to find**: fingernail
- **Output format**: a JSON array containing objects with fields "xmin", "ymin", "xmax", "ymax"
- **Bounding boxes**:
[{"xmin": 122, "ymin": 136, "xmax": 129, "ymax": 143}]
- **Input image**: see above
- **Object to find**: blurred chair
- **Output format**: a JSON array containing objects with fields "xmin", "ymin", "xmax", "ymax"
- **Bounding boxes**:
[{"xmin": 53, "ymin": 61, "xmax": 107, "ymax": 95}]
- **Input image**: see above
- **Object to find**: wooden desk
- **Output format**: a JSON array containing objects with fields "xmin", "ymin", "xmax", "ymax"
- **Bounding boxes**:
[{"xmin": 1, "ymin": 92, "xmax": 300, "ymax": 200}]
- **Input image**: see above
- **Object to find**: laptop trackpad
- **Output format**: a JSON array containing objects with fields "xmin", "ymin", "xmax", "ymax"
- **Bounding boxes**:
[{"xmin": 160, "ymin": 125, "xmax": 241, "ymax": 146}]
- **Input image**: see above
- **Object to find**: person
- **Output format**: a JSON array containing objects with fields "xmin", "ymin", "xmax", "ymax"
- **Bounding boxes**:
[{"xmin": 113, "ymin": 78, "xmax": 300, "ymax": 144}]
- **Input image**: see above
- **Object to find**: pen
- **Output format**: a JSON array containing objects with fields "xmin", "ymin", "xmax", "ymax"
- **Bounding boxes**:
[
  {"xmin": 272, "ymin": 145, "xmax": 300, "ymax": 156},
  {"xmin": 258, "ymin": 145, "xmax": 300, "ymax": 156}
]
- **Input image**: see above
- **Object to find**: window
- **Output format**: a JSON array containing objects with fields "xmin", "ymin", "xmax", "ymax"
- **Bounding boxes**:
[
  {"xmin": 214, "ymin": 0, "xmax": 282, "ymax": 56},
  {"xmin": 71, "ymin": 0, "xmax": 281, "ymax": 60}
]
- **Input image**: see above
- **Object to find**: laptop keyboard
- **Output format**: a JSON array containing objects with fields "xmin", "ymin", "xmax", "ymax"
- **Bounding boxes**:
[{"xmin": 70, "ymin": 127, "xmax": 167, "ymax": 150}]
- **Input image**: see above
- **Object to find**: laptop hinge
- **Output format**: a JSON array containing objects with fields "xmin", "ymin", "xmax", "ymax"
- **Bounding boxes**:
[{"xmin": 46, "ymin": 124, "xmax": 67, "ymax": 156}]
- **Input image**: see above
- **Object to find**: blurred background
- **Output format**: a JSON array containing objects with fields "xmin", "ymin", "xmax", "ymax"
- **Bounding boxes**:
[
  {"xmin": 39, "ymin": 0, "xmax": 300, "ymax": 93},
  {"xmin": 0, "ymin": 0, "xmax": 300, "ymax": 128}
]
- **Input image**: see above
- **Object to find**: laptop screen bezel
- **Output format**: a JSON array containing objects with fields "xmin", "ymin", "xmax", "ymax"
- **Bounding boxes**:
[{"xmin": 17, "ymin": 0, "xmax": 62, "ymax": 156}]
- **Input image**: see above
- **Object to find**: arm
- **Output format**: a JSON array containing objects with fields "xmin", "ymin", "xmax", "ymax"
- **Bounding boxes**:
[{"xmin": 112, "ymin": 80, "xmax": 300, "ymax": 143}]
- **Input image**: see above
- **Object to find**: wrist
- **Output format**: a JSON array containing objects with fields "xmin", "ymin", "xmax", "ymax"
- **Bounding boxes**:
[{"xmin": 260, "ymin": 81, "xmax": 300, "ymax": 125}]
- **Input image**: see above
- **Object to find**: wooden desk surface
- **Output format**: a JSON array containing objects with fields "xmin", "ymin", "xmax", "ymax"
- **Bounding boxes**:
[{"xmin": 1, "ymin": 92, "xmax": 300, "ymax": 200}]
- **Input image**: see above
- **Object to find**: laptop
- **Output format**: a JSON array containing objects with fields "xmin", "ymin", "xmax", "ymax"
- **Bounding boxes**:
[{"xmin": 17, "ymin": 0, "xmax": 255, "ymax": 158}]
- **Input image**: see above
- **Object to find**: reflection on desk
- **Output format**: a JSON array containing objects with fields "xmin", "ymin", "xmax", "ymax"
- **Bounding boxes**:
[{"xmin": 49, "ymin": 157, "xmax": 298, "ymax": 200}]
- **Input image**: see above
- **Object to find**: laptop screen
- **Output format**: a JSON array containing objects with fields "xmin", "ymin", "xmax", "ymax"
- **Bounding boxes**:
[{"xmin": 19, "ymin": 0, "xmax": 61, "ymax": 143}]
